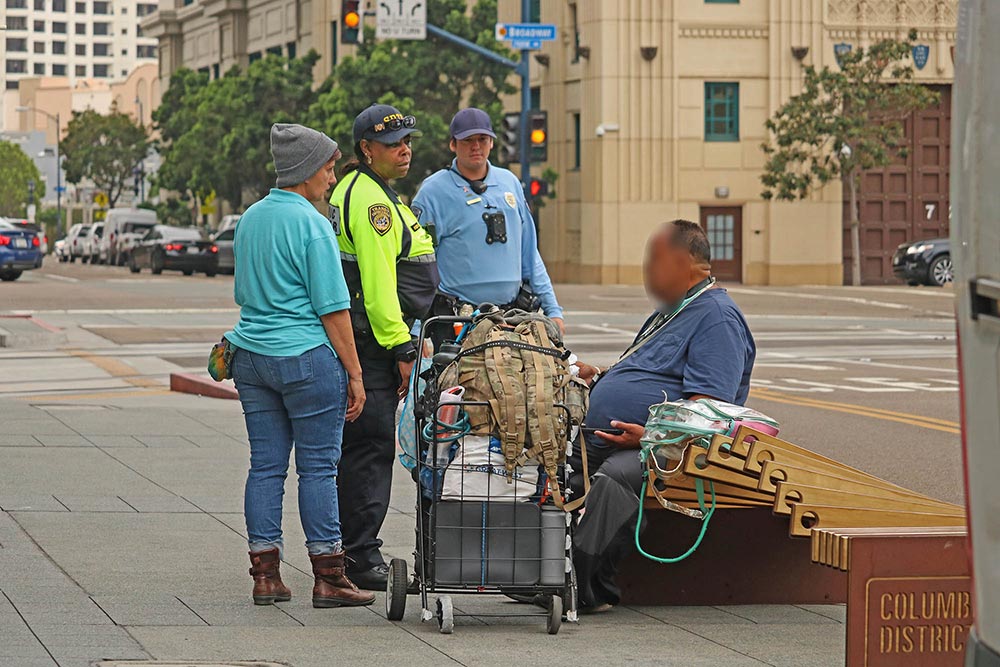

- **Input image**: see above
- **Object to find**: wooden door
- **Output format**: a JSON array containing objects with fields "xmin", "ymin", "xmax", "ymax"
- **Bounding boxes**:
[
  {"xmin": 701, "ymin": 207, "xmax": 743, "ymax": 283},
  {"xmin": 843, "ymin": 85, "xmax": 952, "ymax": 284}
]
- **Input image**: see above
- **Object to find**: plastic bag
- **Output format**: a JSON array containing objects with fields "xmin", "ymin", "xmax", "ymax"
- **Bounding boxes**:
[{"xmin": 642, "ymin": 398, "xmax": 779, "ymax": 459}]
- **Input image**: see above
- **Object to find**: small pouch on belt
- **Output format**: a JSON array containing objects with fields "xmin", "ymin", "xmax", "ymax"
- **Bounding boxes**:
[{"xmin": 207, "ymin": 337, "xmax": 236, "ymax": 381}]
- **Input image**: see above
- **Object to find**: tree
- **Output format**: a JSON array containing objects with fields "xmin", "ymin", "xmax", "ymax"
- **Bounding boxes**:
[
  {"xmin": 760, "ymin": 30, "xmax": 938, "ymax": 285},
  {"xmin": 0, "ymin": 141, "xmax": 45, "ymax": 216},
  {"xmin": 61, "ymin": 108, "xmax": 150, "ymax": 209},
  {"xmin": 306, "ymin": 0, "xmax": 517, "ymax": 197},
  {"xmin": 154, "ymin": 53, "xmax": 320, "ymax": 210}
]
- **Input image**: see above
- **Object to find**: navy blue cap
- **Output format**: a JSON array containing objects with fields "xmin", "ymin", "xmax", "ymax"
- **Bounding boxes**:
[
  {"xmin": 450, "ymin": 108, "xmax": 496, "ymax": 140},
  {"xmin": 353, "ymin": 104, "xmax": 422, "ymax": 145}
]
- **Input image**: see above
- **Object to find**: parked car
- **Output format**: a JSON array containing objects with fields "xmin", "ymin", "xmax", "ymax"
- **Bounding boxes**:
[
  {"xmin": 0, "ymin": 218, "xmax": 47, "ymax": 254},
  {"xmin": 81, "ymin": 222, "xmax": 105, "ymax": 264},
  {"xmin": 129, "ymin": 225, "xmax": 219, "ymax": 276},
  {"xmin": 0, "ymin": 219, "xmax": 43, "ymax": 281},
  {"xmin": 103, "ymin": 208, "xmax": 157, "ymax": 266},
  {"xmin": 891, "ymin": 237, "xmax": 952, "ymax": 287},
  {"xmin": 54, "ymin": 238, "xmax": 69, "ymax": 262},
  {"xmin": 212, "ymin": 227, "xmax": 235, "ymax": 274},
  {"xmin": 66, "ymin": 223, "xmax": 91, "ymax": 262},
  {"xmin": 217, "ymin": 214, "xmax": 241, "ymax": 234}
]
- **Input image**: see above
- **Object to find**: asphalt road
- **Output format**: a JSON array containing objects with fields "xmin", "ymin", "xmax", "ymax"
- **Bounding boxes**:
[{"xmin": 0, "ymin": 260, "xmax": 963, "ymax": 503}]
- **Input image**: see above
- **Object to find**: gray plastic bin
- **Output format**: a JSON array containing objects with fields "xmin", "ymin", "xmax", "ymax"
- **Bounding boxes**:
[{"xmin": 433, "ymin": 501, "xmax": 566, "ymax": 587}]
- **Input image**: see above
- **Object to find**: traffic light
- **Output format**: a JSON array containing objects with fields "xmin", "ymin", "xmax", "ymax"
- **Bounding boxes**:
[
  {"xmin": 529, "ymin": 110, "xmax": 547, "ymax": 163},
  {"xmin": 341, "ymin": 0, "xmax": 363, "ymax": 45},
  {"xmin": 529, "ymin": 177, "xmax": 548, "ymax": 198},
  {"xmin": 499, "ymin": 112, "xmax": 520, "ymax": 166}
]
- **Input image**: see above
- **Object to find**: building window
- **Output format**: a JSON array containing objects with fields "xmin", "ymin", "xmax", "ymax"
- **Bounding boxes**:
[
  {"xmin": 75, "ymin": 65, "xmax": 86, "ymax": 76},
  {"xmin": 530, "ymin": 86, "xmax": 540, "ymax": 111},
  {"xmin": 34, "ymin": 41, "xmax": 45, "ymax": 53},
  {"xmin": 33, "ymin": 63, "xmax": 45, "ymax": 75},
  {"xmin": 121, "ymin": 69, "xmax": 127, "ymax": 77},
  {"xmin": 52, "ymin": 40, "xmax": 66, "ymax": 54},
  {"xmin": 52, "ymin": 63, "xmax": 66, "ymax": 75},
  {"xmin": 75, "ymin": 1, "xmax": 84, "ymax": 11},
  {"xmin": 75, "ymin": 43, "xmax": 85, "ymax": 55},
  {"xmin": 6, "ymin": 38, "xmax": 28, "ymax": 52},
  {"xmin": 529, "ymin": 0, "xmax": 540, "ymax": 22},
  {"xmin": 121, "ymin": 47, "xmax": 128, "ymax": 55},
  {"xmin": 569, "ymin": 3, "xmax": 580, "ymax": 64},
  {"xmin": 75, "ymin": 22, "xmax": 86, "ymax": 33},
  {"xmin": 137, "ymin": 44, "xmax": 156, "ymax": 58},
  {"xmin": 704, "ymin": 82, "xmax": 739, "ymax": 141},
  {"xmin": 6, "ymin": 59, "xmax": 27, "ymax": 73},
  {"xmin": 136, "ymin": 3, "xmax": 156, "ymax": 16},
  {"xmin": 34, "ymin": 20, "xmax": 45, "ymax": 31},
  {"xmin": 53, "ymin": 0, "xmax": 65, "ymax": 11},
  {"xmin": 6, "ymin": 16, "xmax": 27, "ymax": 30},
  {"xmin": 92, "ymin": 0, "xmax": 107, "ymax": 12},
  {"xmin": 7, "ymin": 0, "xmax": 27, "ymax": 8},
  {"xmin": 93, "ymin": 42, "xmax": 109, "ymax": 56},
  {"xmin": 6, "ymin": 81, "xmax": 20, "ymax": 90},
  {"xmin": 286, "ymin": 41, "xmax": 296, "ymax": 59},
  {"xmin": 249, "ymin": 51, "xmax": 261, "ymax": 63},
  {"xmin": 572, "ymin": 112, "xmax": 581, "ymax": 170},
  {"xmin": 52, "ymin": 21, "xmax": 67, "ymax": 33},
  {"xmin": 120, "ymin": 5, "xmax": 125, "ymax": 12},
  {"xmin": 92, "ymin": 63, "xmax": 108, "ymax": 77},
  {"xmin": 212, "ymin": 63, "xmax": 220, "ymax": 79},
  {"xmin": 93, "ymin": 22, "xmax": 109, "ymax": 34},
  {"xmin": 137, "ymin": 26, "xmax": 144, "ymax": 36},
  {"xmin": 182, "ymin": 0, "xmax": 192, "ymax": 5}
]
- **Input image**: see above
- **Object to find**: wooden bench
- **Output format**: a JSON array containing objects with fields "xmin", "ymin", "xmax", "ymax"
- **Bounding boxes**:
[{"xmin": 617, "ymin": 427, "xmax": 965, "ymax": 608}]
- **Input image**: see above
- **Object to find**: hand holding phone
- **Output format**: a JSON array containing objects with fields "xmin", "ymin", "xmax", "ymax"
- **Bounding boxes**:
[{"xmin": 581, "ymin": 426, "xmax": 625, "ymax": 436}]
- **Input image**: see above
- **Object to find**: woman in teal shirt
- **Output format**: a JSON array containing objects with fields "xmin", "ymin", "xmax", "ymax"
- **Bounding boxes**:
[{"xmin": 225, "ymin": 123, "xmax": 372, "ymax": 609}]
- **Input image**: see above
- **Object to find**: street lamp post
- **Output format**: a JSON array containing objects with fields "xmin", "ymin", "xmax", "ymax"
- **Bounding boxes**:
[{"xmin": 16, "ymin": 106, "xmax": 62, "ymax": 235}]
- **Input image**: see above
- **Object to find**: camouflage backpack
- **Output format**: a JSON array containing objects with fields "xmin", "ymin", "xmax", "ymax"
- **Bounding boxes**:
[{"xmin": 438, "ymin": 306, "xmax": 588, "ymax": 509}]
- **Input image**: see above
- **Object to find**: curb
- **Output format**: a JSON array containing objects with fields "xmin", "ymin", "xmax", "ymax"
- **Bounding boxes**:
[{"xmin": 169, "ymin": 373, "xmax": 239, "ymax": 400}]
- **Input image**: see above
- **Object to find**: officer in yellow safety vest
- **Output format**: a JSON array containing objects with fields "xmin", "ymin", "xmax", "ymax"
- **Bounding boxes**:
[{"xmin": 328, "ymin": 104, "xmax": 439, "ymax": 591}]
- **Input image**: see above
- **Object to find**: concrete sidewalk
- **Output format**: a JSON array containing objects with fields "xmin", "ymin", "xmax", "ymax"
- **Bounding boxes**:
[{"xmin": 0, "ymin": 391, "xmax": 846, "ymax": 667}]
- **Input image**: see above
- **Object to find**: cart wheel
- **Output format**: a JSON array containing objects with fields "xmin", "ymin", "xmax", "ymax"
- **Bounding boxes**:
[
  {"xmin": 547, "ymin": 595, "xmax": 562, "ymax": 635},
  {"xmin": 386, "ymin": 558, "xmax": 407, "ymax": 621},
  {"xmin": 436, "ymin": 595, "xmax": 455, "ymax": 634}
]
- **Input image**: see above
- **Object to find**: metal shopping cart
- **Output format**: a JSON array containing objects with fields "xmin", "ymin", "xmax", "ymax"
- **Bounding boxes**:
[{"xmin": 385, "ymin": 315, "xmax": 579, "ymax": 635}]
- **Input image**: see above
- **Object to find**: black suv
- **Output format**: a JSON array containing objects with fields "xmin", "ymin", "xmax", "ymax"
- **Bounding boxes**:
[{"xmin": 891, "ymin": 238, "xmax": 952, "ymax": 286}]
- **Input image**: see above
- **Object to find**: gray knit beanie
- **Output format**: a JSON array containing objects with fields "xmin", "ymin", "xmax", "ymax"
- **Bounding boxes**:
[{"xmin": 270, "ymin": 123, "xmax": 339, "ymax": 187}]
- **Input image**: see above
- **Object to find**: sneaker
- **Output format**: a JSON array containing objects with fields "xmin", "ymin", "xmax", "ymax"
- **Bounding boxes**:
[{"xmin": 349, "ymin": 563, "xmax": 389, "ymax": 591}]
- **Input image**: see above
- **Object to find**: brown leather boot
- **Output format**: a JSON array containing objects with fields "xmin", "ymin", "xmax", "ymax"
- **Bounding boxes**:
[
  {"xmin": 310, "ymin": 552, "xmax": 376, "ymax": 608},
  {"xmin": 248, "ymin": 548, "xmax": 292, "ymax": 605}
]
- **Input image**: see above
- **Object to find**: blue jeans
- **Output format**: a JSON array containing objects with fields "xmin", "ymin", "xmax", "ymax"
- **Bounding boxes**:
[{"xmin": 233, "ymin": 345, "xmax": 347, "ymax": 556}]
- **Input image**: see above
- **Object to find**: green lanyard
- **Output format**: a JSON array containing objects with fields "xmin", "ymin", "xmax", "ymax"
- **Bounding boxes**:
[{"xmin": 615, "ymin": 277, "xmax": 716, "ymax": 367}]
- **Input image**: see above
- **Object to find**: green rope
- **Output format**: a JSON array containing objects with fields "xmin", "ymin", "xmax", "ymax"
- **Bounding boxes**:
[{"xmin": 634, "ymin": 472, "xmax": 716, "ymax": 564}]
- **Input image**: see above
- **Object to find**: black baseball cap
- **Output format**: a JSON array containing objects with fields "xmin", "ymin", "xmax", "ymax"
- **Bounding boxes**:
[
  {"xmin": 450, "ymin": 108, "xmax": 496, "ymax": 140},
  {"xmin": 353, "ymin": 104, "xmax": 422, "ymax": 145}
]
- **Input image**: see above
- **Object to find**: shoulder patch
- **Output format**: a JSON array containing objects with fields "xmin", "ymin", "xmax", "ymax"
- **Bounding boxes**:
[
  {"xmin": 368, "ymin": 203, "xmax": 392, "ymax": 236},
  {"xmin": 504, "ymin": 192, "xmax": 517, "ymax": 208}
]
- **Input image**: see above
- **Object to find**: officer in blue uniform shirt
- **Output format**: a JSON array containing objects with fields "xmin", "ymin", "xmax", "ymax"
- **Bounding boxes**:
[{"xmin": 411, "ymin": 108, "xmax": 563, "ymax": 346}]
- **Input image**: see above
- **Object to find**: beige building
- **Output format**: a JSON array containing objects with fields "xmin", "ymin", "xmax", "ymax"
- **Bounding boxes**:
[
  {"xmin": 140, "ymin": 0, "xmax": 353, "ymax": 90},
  {"xmin": 499, "ymin": 0, "xmax": 957, "ymax": 285}
]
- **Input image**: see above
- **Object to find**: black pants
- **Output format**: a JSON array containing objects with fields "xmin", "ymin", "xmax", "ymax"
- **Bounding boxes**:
[
  {"xmin": 568, "ymin": 437, "xmax": 645, "ymax": 608},
  {"xmin": 338, "ymin": 384, "xmax": 397, "ymax": 574}
]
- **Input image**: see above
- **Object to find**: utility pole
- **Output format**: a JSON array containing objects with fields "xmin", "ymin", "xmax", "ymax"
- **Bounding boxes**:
[{"xmin": 424, "ymin": 20, "xmax": 533, "ymax": 200}]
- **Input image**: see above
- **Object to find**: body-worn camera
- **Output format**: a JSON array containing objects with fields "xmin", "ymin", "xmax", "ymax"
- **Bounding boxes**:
[{"xmin": 483, "ymin": 210, "xmax": 507, "ymax": 244}]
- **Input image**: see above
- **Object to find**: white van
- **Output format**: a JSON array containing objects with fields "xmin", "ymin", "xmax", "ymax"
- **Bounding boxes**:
[
  {"xmin": 102, "ymin": 208, "xmax": 157, "ymax": 266},
  {"xmin": 952, "ymin": 2, "xmax": 1000, "ymax": 665}
]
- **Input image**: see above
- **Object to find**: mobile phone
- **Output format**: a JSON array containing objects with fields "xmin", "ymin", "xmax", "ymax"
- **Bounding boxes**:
[{"xmin": 581, "ymin": 426, "xmax": 625, "ymax": 436}]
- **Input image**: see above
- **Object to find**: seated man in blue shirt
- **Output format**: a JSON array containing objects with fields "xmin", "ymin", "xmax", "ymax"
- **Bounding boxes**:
[
  {"xmin": 411, "ymin": 108, "xmax": 563, "ymax": 346},
  {"xmin": 570, "ymin": 219, "xmax": 756, "ymax": 613}
]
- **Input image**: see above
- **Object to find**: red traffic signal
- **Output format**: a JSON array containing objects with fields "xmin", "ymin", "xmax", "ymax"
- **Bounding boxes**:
[{"xmin": 529, "ymin": 178, "xmax": 548, "ymax": 198}]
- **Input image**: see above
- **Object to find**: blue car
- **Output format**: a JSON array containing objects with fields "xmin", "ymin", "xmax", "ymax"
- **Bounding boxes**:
[{"xmin": 0, "ymin": 220, "xmax": 44, "ymax": 281}]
